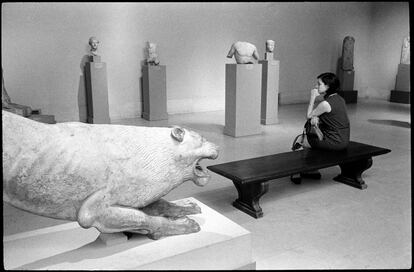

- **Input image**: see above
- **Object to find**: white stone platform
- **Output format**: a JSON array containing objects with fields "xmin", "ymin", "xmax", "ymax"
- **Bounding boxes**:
[{"xmin": 3, "ymin": 197, "xmax": 254, "ymax": 270}]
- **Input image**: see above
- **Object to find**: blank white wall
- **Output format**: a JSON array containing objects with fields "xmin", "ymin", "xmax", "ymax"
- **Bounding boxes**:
[{"xmin": 1, "ymin": 2, "xmax": 409, "ymax": 122}]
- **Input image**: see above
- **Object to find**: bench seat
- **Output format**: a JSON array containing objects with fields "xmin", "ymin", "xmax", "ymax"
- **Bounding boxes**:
[{"xmin": 207, "ymin": 141, "xmax": 391, "ymax": 218}]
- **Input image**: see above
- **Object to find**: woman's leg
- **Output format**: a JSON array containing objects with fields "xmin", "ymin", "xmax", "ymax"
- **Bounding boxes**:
[
  {"xmin": 291, "ymin": 134, "xmax": 321, "ymax": 183},
  {"xmin": 301, "ymin": 134, "xmax": 311, "ymax": 148}
]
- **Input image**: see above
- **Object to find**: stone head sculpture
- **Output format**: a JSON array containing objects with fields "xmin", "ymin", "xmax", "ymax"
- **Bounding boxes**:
[
  {"xmin": 88, "ymin": 36, "xmax": 100, "ymax": 56},
  {"xmin": 266, "ymin": 40, "xmax": 275, "ymax": 53},
  {"xmin": 264, "ymin": 40, "xmax": 275, "ymax": 60},
  {"xmin": 146, "ymin": 42, "xmax": 160, "ymax": 65},
  {"xmin": 341, "ymin": 36, "xmax": 355, "ymax": 71},
  {"xmin": 401, "ymin": 36, "xmax": 410, "ymax": 65},
  {"xmin": 227, "ymin": 41, "xmax": 259, "ymax": 64}
]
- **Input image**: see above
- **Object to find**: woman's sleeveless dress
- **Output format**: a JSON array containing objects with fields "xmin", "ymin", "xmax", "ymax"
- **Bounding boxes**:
[{"xmin": 308, "ymin": 94, "xmax": 350, "ymax": 151}]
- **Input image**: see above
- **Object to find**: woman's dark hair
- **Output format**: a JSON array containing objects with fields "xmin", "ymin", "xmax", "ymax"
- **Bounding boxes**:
[{"xmin": 317, "ymin": 72, "xmax": 340, "ymax": 98}]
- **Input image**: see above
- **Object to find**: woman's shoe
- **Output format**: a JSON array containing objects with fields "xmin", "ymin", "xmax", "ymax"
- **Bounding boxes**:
[
  {"xmin": 300, "ymin": 170, "xmax": 322, "ymax": 179},
  {"xmin": 290, "ymin": 174, "xmax": 302, "ymax": 184}
]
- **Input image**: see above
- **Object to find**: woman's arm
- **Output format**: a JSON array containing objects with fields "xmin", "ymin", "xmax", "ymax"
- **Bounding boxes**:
[{"xmin": 306, "ymin": 89, "xmax": 331, "ymax": 119}]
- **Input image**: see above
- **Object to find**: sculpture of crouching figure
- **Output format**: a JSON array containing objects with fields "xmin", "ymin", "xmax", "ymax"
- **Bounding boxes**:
[{"xmin": 3, "ymin": 110, "xmax": 219, "ymax": 240}]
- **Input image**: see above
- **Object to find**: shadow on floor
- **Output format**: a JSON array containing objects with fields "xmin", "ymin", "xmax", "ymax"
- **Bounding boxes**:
[{"xmin": 367, "ymin": 119, "xmax": 410, "ymax": 128}]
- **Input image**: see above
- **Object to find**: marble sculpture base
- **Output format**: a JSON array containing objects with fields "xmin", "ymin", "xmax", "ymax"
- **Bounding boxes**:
[
  {"xmin": 3, "ymin": 197, "xmax": 254, "ymax": 270},
  {"xmin": 259, "ymin": 59, "xmax": 279, "ymax": 125},
  {"xmin": 142, "ymin": 65, "xmax": 168, "ymax": 121},
  {"xmin": 224, "ymin": 64, "xmax": 262, "ymax": 137},
  {"xmin": 84, "ymin": 61, "xmax": 110, "ymax": 124}
]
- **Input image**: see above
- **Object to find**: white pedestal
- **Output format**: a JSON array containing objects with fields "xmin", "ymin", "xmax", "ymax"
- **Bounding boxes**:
[
  {"xmin": 3, "ymin": 197, "xmax": 254, "ymax": 270},
  {"xmin": 84, "ymin": 62, "xmax": 111, "ymax": 124},
  {"xmin": 224, "ymin": 64, "xmax": 262, "ymax": 137},
  {"xmin": 259, "ymin": 59, "xmax": 279, "ymax": 125},
  {"xmin": 142, "ymin": 65, "xmax": 168, "ymax": 121}
]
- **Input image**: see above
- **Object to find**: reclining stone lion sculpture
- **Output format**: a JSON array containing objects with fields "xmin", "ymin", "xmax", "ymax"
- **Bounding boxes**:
[{"xmin": 2, "ymin": 110, "xmax": 219, "ymax": 240}]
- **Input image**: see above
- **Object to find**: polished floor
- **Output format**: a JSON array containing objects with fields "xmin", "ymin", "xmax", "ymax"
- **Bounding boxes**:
[{"xmin": 3, "ymin": 98, "xmax": 411, "ymax": 269}]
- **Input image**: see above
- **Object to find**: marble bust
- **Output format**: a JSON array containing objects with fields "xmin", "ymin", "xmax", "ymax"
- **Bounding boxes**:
[
  {"xmin": 341, "ymin": 36, "xmax": 355, "ymax": 71},
  {"xmin": 265, "ymin": 40, "xmax": 275, "ymax": 60},
  {"xmin": 88, "ymin": 36, "xmax": 100, "ymax": 57},
  {"xmin": 227, "ymin": 41, "xmax": 259, "ymax": 64},
  {"xmin": 401, "ymin": 36, "xmax": 410, "ymax": 65},
  {"xmin": 146, "ymin": 42, "xmax": 160, "ymax": 65},
  {"xmin": 266, "ymin": 40, "xmax": 275, "ymax": 53}
]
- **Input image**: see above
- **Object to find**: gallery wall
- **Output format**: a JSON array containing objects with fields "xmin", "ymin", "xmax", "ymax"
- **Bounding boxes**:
[
  {"xmin": 1, "ymin": 2, "xmax": 409, "ymax": 122},
  {"xmin": 366, "ymin": 2, "xmax": 410, "ymax": 99}
]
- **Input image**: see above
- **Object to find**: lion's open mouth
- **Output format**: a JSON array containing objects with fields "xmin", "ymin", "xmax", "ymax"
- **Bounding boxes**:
[
  {"xmin": 194, "ymin": 158, "xmax": 210, "ymax": 178},
  {"xmin": 192, "ymin": 148, "xmax": 218, "ymax": 186}
]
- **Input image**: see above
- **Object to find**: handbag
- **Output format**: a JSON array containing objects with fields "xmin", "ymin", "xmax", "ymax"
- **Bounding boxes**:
[{"xmin": 304, "ymin": 119, "xmax": 324, "ymax": 141}]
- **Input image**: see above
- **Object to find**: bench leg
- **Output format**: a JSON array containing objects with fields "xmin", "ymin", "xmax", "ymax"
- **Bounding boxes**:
[
  {"xmin": 232, "ymin": 181, "xmax": 269, "ymax": 218},
  {"xmin": 333, "ymin": 158, "xmax": 373, "ymax": 189}
]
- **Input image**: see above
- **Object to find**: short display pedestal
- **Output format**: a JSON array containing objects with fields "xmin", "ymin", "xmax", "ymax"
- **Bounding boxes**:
[
  {"xmin": 3, "ymin": 197, "xmax": 255, "ymax": 270},
  {"xmin": 142, "ymin": 65, "xmax": 168, "ymax": 121},
  {"xmin": 390, "ymin": 64, "xmax": 410, "ymax": 104},
  {"xmin": 259, "ymin": 59, "xmax": 279, "ymax": 125},
  {"xmin": 84, "ymin": 61, "xmax": 110, "ymax": 124},
  {"xmin": 338, "ymin": 69, "xmax": 358, "ymax": 103},
  {"xmin": 224, "ymin": 64, "xmax": 262, "ymax": 137}
]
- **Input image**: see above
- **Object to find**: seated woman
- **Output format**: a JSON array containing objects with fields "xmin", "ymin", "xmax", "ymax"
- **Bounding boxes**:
[{"xmin": 291, "ymin": 72, "xmax": 350, "ymax": 181}]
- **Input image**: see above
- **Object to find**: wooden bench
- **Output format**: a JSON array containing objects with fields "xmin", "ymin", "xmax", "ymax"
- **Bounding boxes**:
[{"xmin": 207, "ymin": 141, "xmax": 391, "ymax": 218}]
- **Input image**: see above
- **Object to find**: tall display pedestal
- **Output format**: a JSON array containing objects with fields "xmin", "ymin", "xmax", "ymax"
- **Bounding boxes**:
[
  {"xmin": 259, "ymin": 59, "xmax": 279, "ymax": 125},
  {"xmin": 142, "ymin": 65, "xmax": 168, "ymax": 121},
  {"xmin": 224, "ymin": 64, "xmax": 262, "ymax": 137},
  {"xmin": 338, "ymin": 69, "xmax": 358, "ymax": 104},
  {"xmin": 84, "ymin": 58, "xmax": 110, "ymax": 124},
  {"xmin": 3, "ymin": 197, "xmax": 255, "ymax": 270},
  {"xmin": 390, "ymin": 64, "xmax": 410, "ymax": 104}
]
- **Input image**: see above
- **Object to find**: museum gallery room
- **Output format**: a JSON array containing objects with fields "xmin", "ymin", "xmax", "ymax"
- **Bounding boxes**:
[{"xmin": 1, "ymin": 2, "xmax": 411, "ymax": 270}]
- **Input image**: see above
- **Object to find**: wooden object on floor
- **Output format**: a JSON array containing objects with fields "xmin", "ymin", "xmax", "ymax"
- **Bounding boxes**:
[
  {"xmin": 390, "ymin": 64, "xmax": 410, "ymax": 104},
  {"xmin": 390, "ymin": 90, "xmax": 410, "ymax": 104},
  {"xmin": 207, "ymin": 141, "xmax": 391, "ymax": 219}
]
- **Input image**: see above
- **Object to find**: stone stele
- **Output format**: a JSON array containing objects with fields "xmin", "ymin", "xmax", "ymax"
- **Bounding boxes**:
[
  {"xmin": 2, "ymin": 110, "xmax": 219, "ymax": 240},
  {"xmin": 342, "ymin": 36, "xmax": 355, "ymax": 71},
  {"xmin": 401, "ymin": 36, "xmax": 410, "ymax": 65},
  {"xmin": 227, "ymin": 41, "xmax": 260, "ymax": 64}
]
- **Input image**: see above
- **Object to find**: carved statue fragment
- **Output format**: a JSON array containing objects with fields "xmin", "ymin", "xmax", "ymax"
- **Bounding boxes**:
[
  {"xmin": 227, "ymin": 41, "xmax": 259, "ymax": 64},
  {"xmin": 3, "ymin": 111, "xmax": 219, "ymax": 240},
  {"xmin": 266, "ymin": 40, "xmax": 275, "ymax": 53},
  {"xmin": 401, "ymin": 36, "xmax": 410, "ymax": 65},
  {"xmin": 146, "ymin": 42, "xmax": 160, "ymax": 65},
  {"xmin": 88, "ymin": 36, "xmax": 100, "ymax": 57},
  {"xmin": 265, "ymin": 39, "xmax": 275, "ymax": 60},
  {"xmin": 341, "ymin": 36, "xmax": 355, "ymax": 71}
]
